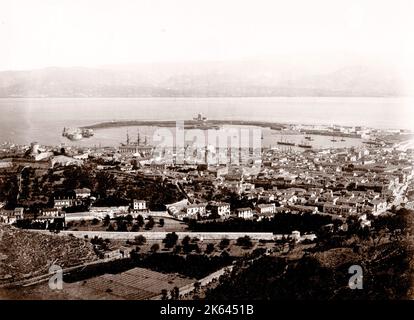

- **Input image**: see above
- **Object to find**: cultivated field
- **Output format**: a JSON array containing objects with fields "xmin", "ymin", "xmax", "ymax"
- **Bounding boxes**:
[
  {"xmin": 81, "ymin": 267, "xmax": 195, "ymax": 299},
  {"xmin": 0, "ymin": 267, "xmax": 195, "ymax": 300}
]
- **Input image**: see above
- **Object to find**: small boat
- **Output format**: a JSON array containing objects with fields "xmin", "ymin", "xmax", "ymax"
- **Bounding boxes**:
[
  {"xmin": 304, "ymin": 136, "xmax": 314, "ymax": 141},
  {"xmin": 330, "ymin": 136, "xmax": 337, "ymax": 142},
  {"xmin": 362, "ymin": 140, "xmax": 382, "ymax": 146},
  {"xmin": 340, "ymin": 138, "xmax": 346, "ymax": 142}
]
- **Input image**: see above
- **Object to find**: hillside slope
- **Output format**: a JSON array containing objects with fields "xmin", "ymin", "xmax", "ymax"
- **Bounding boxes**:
[{"xmin": 0, "ymin": 224, "xmax": 97, "ymax": 286}]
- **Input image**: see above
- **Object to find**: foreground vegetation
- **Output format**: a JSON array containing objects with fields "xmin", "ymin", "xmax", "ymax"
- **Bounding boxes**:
[{"xmin": 204, "ymin": 208, "xmax": 414, "ymax": 300}]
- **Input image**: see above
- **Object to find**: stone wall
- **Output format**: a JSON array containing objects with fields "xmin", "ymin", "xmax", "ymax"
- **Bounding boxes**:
[{"xmin": 32, "ymin": 230, "xmax": 275, "ymax": 241}]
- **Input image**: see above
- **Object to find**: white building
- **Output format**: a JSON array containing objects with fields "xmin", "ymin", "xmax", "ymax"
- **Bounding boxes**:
[
  {"xmin": 369, "ymin": 198, "xmax": 388, "ymax": 215},
  {"xmin": 54, "ymin": 198, "xmax": 74, "ymax": 209},
  {"xmin": 74, "ymin": 188, "xmax": 91, "ymax": 198},
  {"xmin": 210, "ymin": 202, "xmax": 231, "ymax": 218},
  {"xmin": 186, "ymin": 203, "xmax": 207, "ymax": 217},
  {"xmin": 132, "ymin": 199, "xmax": 147, "ymax": 211},
  {"xmin": 35, "ymin": 208, "xmax": 65, "ymax": 225},
  {"xmin": 237, "ymin": 207, "xmax": 253, "ymax": 219},
  {"xmin": 291, "ymin": 230, "xmax": 301, "ymax": 242},
  {"xmin": 41, "ymin": 208, "xmax": 65, "ymax": 218},
  {"xmin": 51, "ymin": 155, "xmax": 83, "ymax": 168},
  {"xmin": 323, "ymin": 203, "xmax": 356, "ymax": 215},
  {"xmin": 1, "ymin": 207, "xmax": 25, "ymax": 224},
  {"xmin": 256, "ymin": 203, "xmax": 276, "ymax": 215},
  {"xmin": 90, "ymin": 206, "xmax": 130, "ymax": 219}
]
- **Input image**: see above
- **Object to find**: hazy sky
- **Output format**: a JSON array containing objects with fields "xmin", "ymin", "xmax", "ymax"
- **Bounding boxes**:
[{"xmin": 1, "ymin": 0, "xmax": 413, "ymax": 75}]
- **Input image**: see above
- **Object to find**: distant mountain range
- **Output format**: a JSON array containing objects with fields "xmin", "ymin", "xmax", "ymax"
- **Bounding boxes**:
[{"xmin": 0, "ymin": 61, "xmax": 405, "ymax": 97}]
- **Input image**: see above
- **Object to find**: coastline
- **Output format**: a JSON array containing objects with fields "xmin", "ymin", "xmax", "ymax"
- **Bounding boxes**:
[{"xmin": 80, "ymin": 119, "xmax": 287, "ymax": 130}]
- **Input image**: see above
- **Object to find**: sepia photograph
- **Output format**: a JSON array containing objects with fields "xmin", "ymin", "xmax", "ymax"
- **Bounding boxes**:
[{"xmin": 1, "ymin": 0, "xmax": 414, "ymax": 310}]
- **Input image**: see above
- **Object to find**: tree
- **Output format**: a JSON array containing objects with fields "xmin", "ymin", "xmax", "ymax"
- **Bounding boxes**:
[
  {"xmin": 205, "ymin": 243, "xmax": 215, "ymax": 254},
  {"xmin": 150, "ymin": 243, "xmax": 160, "ymax": 253},
  {"xmin": 170, "ymin": 286, "xmax": 180, "ymax": 300},
  {"xmin": 173, "ymin": 245, "xmax": 182, "ymax": 254},
  {"xmin": 159, "ymin": 218, "xmax": 165, "ymax": 227},
  {"xmin": 163, "ymin": 232, "xmax": 179, "ymax": 249},
  {"xmin": 103, "ymin": 214, "xmax": 111, "ymax": 226},
  {"xmin": 145, "ymin": 216, "xmax": 155, "ymax": 230},
  {"xmin": 194, "ymin": 244, "xmax": 201, "ymax": 253},
  {"xmin": 182, "ymin": 235, "xmax": 192, "ymax": 253},
  {"xmin": 116, "ymin": 220, "xmax": 128, "ymax": 232},
  {"xmin": 182, "ymin": 235, "xmax": 191, "ymax": 246},
  {"xmin": 135, "ymin": 235, "xmax": 147, "ymax": 245},
  {"xmin": 131, "ymin": 223, "xmax": 140, "ymax": 232},
  {"xmin": 130, "ymin": 246, "xmax": 141, "ymax": 259},
  {"xmin": 194, "ymin": 281, "xmax": 201, "ymax": 294},
  {"xmin": 161, "ymin": 289, "xmax": 168, "ymax": 300},
  {"xmin": 219, "ymin": 238, "xmax": 230, "ymax": 250},
  {"xmin": 96, "ymin": 171, "xmax": 116, "ymax": 198},
  {"xmin": 137, "ymin": 215, "xmax": 145, "ymax": 227},
  {"xmin": 236, "ymin": 236, "xmax": 253, "ymax": 248}
]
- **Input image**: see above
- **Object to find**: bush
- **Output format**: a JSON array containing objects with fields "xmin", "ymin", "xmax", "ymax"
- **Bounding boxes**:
[
  {"xmin": 159, "ymin": 218, "xmax": 165, "ymax": 227},
  {"xmin": 145, "ymin": 218, "xmax": 155, "ymax": 230},
  {"xmin": 163, "ymin": 232, "xmax": 179, "ymax": 249},
  {"xmin": 205, "ymin": 243, "xmax": 215, "ymax": 254},
  {"xmin": 103, "ymin": 215, "xmax": 111, "ymax": 226},
  {"xmin": 236, "ymin": 236, "xmax": 253, "ymax": 248},
  {"xmin": 219, "ymin": 238, "xmax": 230, "ymax": 249},
  {"xmin": 136, "ymin": 215, "xmax": 144, "ymax": 227},
  {"xmin": 150, "ymin": 243, "xmax": 160, "ymax": 253},
  {"xmin": 135, "ymin": 235, "xmax": 146, "ymax": 245}
]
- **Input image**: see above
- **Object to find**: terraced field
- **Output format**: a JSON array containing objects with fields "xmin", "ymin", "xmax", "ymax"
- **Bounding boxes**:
[
  {"xmin": 1, "ymin": 267, "xmax": 196, "ymax": 300},
  {"xmin": 80, "ymin": 267, "xmax": 195, "ymax": 300}
]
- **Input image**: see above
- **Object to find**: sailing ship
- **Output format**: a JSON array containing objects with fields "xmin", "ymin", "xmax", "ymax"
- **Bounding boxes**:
[
  {"xmin": 277, "ymin": 137, "xmax": 295, "ymax": 146},
  {"xmin": 297, "ymin": 141, "xmax": 312, "ymax": 149}
]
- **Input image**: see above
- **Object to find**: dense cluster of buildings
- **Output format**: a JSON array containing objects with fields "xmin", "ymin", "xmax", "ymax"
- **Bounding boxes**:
[{"xmin": 0, "ymin": 126, "xmax": 413, "ymax": 230}]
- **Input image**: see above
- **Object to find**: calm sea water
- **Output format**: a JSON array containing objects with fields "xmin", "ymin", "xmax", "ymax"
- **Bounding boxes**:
[{"xmin": 0, "ymin": 97, "xmax": 412, "ymax": 147}]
